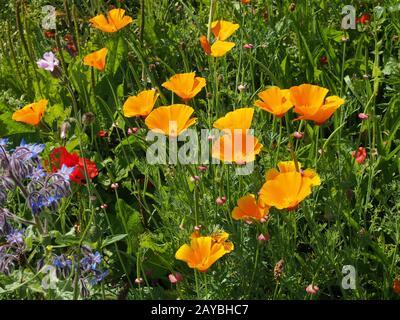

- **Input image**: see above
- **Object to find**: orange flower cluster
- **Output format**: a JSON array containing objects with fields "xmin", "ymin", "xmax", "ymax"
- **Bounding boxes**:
[{"xmin": 256, "ymin": 84, "xmax": 345, "ymax": 125}]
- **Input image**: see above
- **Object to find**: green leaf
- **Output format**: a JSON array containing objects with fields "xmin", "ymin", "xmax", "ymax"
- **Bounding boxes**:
[
  {"xmin": 101, "ymin": 234, "xmax": 128, "ymax": 248},
  {"xmin": 0, "ymin": 112, "xmax": 35, "ymax": 136}
]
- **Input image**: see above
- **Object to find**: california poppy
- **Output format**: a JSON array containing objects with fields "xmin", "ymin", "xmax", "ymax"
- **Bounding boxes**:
[
  {"xmin": 199, "ymin": 37, "xmax": 236, "ymax": 58},
  {"xmin": 352, "ymin": 147, "xmax": 367, "ymax": 164},
  {"xmin": 12, "ymin": 99, "xmax": 48, "ymax": 126},
  {"xmin": 290, "ymin": 84, "xmax": 345, "ymax": 125},
  {"xmin": 175, "ymin": 233, "xmax": 234, "ymax": 272},
  {"xmin": 232, "ymin": 194, "xmax": 269, "ymax": 222},
  {"xmin": 123, "ymin": 89, "xmax": 159, "ymax": 118},
  {"xmin": 83, "ymin": 48, "xmax": 108, "ymax": 71},
  {"xmin": 211, "ymin": 130, "xmax": 263, "ymax": 164},
  {"xmin": 259, "ymin": 161, "xmax": 320, "ymax": 210},
  {"xmin": 145, "ymin": 104, "xmax": 197, "ymax": 137},
  {"xmin": 162, "ymin": 72, "xmax": 206, "ymax": 101},
  {"xmin": 89, "ymin": 8, "xmax": 133, "ymax": 33},
  {"xmin": 213, "ymin": 108, "xmax": 254, "ymax": 131},
  {"xmin": 241, "ymin": 0, "xmax": 251, "ymax": 4},
  {"xmin": 199, "ymin": 20, "xmax": 239, "ymax": 57},
  {"xmin": 211, "ymin": 20, "xmax": 240, "ymax": 41},
  {"xmin": 255, "ymin": 87, "xmax": 293, "ymax": 118}
]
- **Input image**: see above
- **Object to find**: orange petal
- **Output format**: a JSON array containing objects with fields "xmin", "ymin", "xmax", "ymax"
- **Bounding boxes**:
[
  {"xmin": 83, "ymin": 48, "xmax": 108, "ymax": 71},
  {"xmin": 210, "ymin": 41, "xmax": 235, "ymax": 57},
  {"xmin": 211, "ymin": 20, "xmax": 240, "ymax": 41},
  {"xmin": 213, "ymin": 108, "xmax": 254, "ymax": 130},
  {"xmin": 12, "ymin": 99, "xmax": 48, "ymax": 126},
  {"xmin": 123, "ymin": 89, "xmax": 159, "ymax": 117}
]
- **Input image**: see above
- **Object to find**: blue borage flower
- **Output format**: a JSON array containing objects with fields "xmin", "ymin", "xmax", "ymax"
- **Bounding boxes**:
[{"xmin": 6, "ymin": 229, "xmax": 24, "ymax": 245}]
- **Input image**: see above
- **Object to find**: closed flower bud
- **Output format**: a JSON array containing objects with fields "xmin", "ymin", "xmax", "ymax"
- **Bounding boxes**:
[
  {"xmin": 306, "ymin": 284, "xmax": 320, "ymax": 295},
  {"xmin": 293, "ymin": 131, "xmax": 303, "ymax": 139},
  {"xmin": 60, "ymin": 121, "xmax": 70, "ymax": 140},
  {"xmin": 358, "ymin": 113, "xmax": 369, "ymax": 120},
  {"xmin": 111, "ymin": 183, "xmax": 119, "ymax": 190},
  {"xmin": 258, "ymin": 233, "xmax": 270, "ymax": 241},
  {"xmin": 168, "ymin": 272, "xmax": 183, "ymax": 284},
  {"xmin": 82, "ymin": 112, "xmax": 96, "ymax": 125}
]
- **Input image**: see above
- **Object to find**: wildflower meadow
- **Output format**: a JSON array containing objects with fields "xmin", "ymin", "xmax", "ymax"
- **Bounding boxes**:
[{"xmin": 0, "ymin": 0, "xmax": 400, "ymax": 302}]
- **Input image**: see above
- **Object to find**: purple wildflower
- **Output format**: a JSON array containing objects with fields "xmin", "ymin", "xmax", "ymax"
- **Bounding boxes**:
[
  {"xmin": 6, "ymin": 229, "xmax": 24, "ymax": 246},
  {"xmin": 37, "ymin": 52, "xmax": 60, "ymax": 72}
]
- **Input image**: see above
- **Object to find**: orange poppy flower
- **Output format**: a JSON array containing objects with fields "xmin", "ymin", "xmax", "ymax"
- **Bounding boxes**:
[
  {"xmin": 232, "ymin": 194, "xmax": 269, "ymax": 222},
  {"xmin": 260, "ymin": 161, "xmax": 320, "ymax": 210},
  {"xmin": 89, "ymin": 9, "xmax": 133, "ymax": 33},
  {"xmin": 255, "ymin": 86, "xmax": 293, "ymax": 118},
  {"xmin": 123, "ymin": 89, "xmax": 159, "ymax": 118},
  {"xmin": 12, "ymin": 99, "xmax": 48, "ymax": 126},
  {"xmin": 83, "ymin": 48, "xmax": 108, "ymax": 71},
  {"xmin": 145, "ymin": 104, "xmax": 197, "ymax": 137},
  {"xmin": 175, "ymin": 233, "xmax": 234, "ymax": 272},
  {"xmin": 162, "ymin": 72, "xmax": 206, "ymax": 101},
  {"xmin": 290, "ymin": 84, "xmax": 345, "ymax": 125},
  {"xmin": 211, "ymin": 20, "xmax": 240, "ymax": 41},
  {"xmin": 241, "ymin": 0, "xmax": 251, "ymax": 4},
  {"xmin": 199, "ymin": 36, "xmax": 236, "ymax": 57},
  {"xmin": 213, "ymin": 108, "xmax": 254, "ymax": 131},
  {"xmin": 212, "ymin": 130, "xmax": 263, "ymax": 164}
]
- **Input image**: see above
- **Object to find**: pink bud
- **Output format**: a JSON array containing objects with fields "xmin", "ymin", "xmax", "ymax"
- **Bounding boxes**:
[
  {"xmin": 190, "ymin": 175, "xmax": 200, "ymax": 182},
  {"xmin": 215, "ymin": 197, "xmax": 226, "ymax": 206},
  {"xmin": 258, "ymin": 233, "xmax": 270, "ymax": 241},
  {"xmin": 293, "ymin": 131, "xmax": 304, "ymax": 139},
  {"xmin": 260, "ymin": 217, "xmax": 268, "ymax": 223},
  {"xmin": 243, "ymin": 43, "xmax": 254, "ymax": 49},
  {"xmin": 100, "ymin": 204, "xmax": 108, "ymax": 210},
  {"xmin": 134, "ymin": 277, "xmax": 144, "ymax": 285},
  {"xmin": 305, "ymin": 284, "xmax": 319, "ymax": 295},
  {"xmin": 194, "ymin": 225, "xmax": 202, "ymax": 231},
  {"xmin": 128, "ymin": 127, "xmax": 139, "ymax": 135},
  {"xmin": 198, "ymin": 165, "xmax": 208, "ymax": 172},
  {"xmin": 168, "ymin": 272, "xmax": 183, "ymax": 284},
  {"xmin": 207, "ymin": 135, "xmax": 215, "ymax": 141},
  {"xmin": 111, "ymin": 183, "xmax": 119, "ymax": 190},
  {"xmin": 358, "ymin": 113, "xmax": 369, "ymax": 120}
]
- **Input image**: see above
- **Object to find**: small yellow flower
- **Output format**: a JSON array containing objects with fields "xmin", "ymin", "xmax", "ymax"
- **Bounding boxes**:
[{"xmin": 89, "ymin": 9, "xmax": 133, "ymax": 33}]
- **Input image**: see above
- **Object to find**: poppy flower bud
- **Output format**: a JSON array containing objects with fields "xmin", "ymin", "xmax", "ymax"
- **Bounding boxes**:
[
  {"xmin": 111, "ymin": 183, "xmax": 119, "ymax": 190},
  {"xmin": 82, "ymin": 112, "xmax": 96, "ymax": 125},
  {"xmin": 100, "ymin": 204, "xmax": 108, "ymax": 210},
  {"xmin": 134, "ymin": 277, "xmax": 144, "ymax": 285},
  {"xmin": 358, "ymin": 113, "xmax": 369, "ymax": 120},
  {"xmin": 274, "ymin": 259, "xmax": 284, "ymax": 281},
  {"xmin": 341, "ymin": 36, "xmax": 349, "ymax": 42},
  {"xmin": 293, "ymin": 131, "xmax": 303, "ymax": 139},
  {"xmin": 198, "ymin": 165, "xmax": 208, "ymax": 171},
  {"xmin": 289, "ymin": 3, "xmax": 296, "ymax": 11},
  {"xmin": 260, "ymin": 217, "xmax": 268, "ymax": 223},
  {"xmin": 258, "ymin": 233, "xmax": 270, "ymax": 241},
  {"xmin": 238, "ymin": 84, "xmax": 247, "ymax": 91},
  {"xmin": 306, "ymin": 284, "xmax": 319, "ymax": 295},
  {"xmin": 207, "ymin": 135, "xmax": 215, "ymax": 141},
  {"xmin": 168, "ymin": 272, "xmax": 183, "ymax": 284},
  {"xmin": 60, "ymin": 121, "xmax": 70, "ymax": 140},
  {"xmin": 194, "ymin": 225, "xmax": 202, "ymax": 231}
]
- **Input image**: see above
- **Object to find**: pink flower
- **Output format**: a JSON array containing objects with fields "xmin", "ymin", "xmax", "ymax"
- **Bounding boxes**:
[
  {"xmin": 168, "ymin": 272, "xmax": 183, "ymax": 284},
  {"xmin": 257, "ymin": 233, "xmax": 270, "ymax": 241},
  {"xmin": 243, "ymin": 44, "xmax": 254, "ymax": 49},
  {"xmin": 306, "ymin": 284, "xmax": 319, "ymax": 295},
  {"xmin": 37, "ymin": 52, "xmax": 59, "ymax": 72},
  {"xmin": 198, "ymin": 165, "xmax": 208, "ymax": 172},
  {"xmin": 358, "ymin": 113, "xmax": 369, "ymax": 120}
]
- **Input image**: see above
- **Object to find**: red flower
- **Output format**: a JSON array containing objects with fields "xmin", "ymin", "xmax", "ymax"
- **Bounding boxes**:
[
  {"xmin": 44, "ymin": 30, "xmax": 56, "ymax": 39},
  {"xmin": 48, "ymin": 147, "xmax": 98, "ymax": 184},
  {"xmin": 356, "ymin": 14, "xmax": 371, "ymax": 25},
  {"xmin": 352, "ymin": 147, "xmax": 367, "ymax": 164},
  {"xmin": 97, "ymin": 130, "xmax": 108, "ymax": 138}
]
